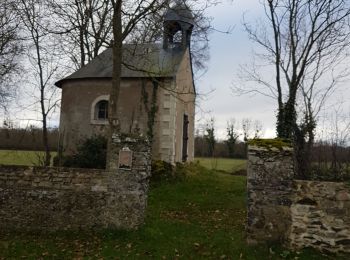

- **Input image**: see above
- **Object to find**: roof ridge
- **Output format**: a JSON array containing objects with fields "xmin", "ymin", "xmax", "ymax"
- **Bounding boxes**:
[{"xmin": 55, "ymin": 44, "xmax": 187, "ymax": 87}]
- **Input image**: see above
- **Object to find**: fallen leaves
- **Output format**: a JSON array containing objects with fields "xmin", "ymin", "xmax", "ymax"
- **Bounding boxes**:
[{"xmin": 160, "ymin": 207, "xmax": 246, "ymax": 232}]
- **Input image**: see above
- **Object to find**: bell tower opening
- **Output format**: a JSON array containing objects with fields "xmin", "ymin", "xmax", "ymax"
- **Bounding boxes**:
[{"xmin": 163, "ymin": 1, "xmax": 194, "ymax": 50}]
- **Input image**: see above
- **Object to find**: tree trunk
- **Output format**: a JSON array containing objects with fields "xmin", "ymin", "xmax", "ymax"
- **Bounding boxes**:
[
  {"xmin": 106, "ymin": 0, "xmax": 122, "ymax": 171},
  {"xmin": 42, "ymin": 114, "xmax": 51, "ymax": 166},
  {"xmin": 294, "ymin": 116, "xmax": 316, "ymax": 179},
  {"xmin": 276, "ymin": 86, "xmax": 298, "ymax": 139}
]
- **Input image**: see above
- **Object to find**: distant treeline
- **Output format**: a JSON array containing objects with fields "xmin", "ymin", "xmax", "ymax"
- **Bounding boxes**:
[
  {"xmin": 2, "ymin": 127, "xmax": 349, "ymax": 166},
  {"xmin": 194, "ymin": 136, "xmax": 247, "ymax": 159},
  {"xmin": 2, "ymin": 127, "xmax": 248, "ymax": 157},
  {"xmin": 195, "ymin": 135, "xmax": 350, "ymax": 164},
  {"xmin": 311, "ymin": 143, "xmax": 350, "ymax": 164},
  {"xmin": 310, "ymin": 142, "xmax": 350, "ymax": 175},
  {"xmin": 0, "ymin": 127, "xmax": 59, "ymax": 151}
]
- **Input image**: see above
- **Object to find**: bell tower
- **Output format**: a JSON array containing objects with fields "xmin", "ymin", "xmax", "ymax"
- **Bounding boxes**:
[{"xmin": 163, "ymin": 1, "xmax": 195, "ymax": 50}]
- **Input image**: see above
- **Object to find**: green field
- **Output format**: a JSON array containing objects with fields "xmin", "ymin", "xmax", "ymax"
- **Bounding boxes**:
[
  {"xmin": 0, "ymin": 150, "xmax": 57, "ymax": 166},
  {"xmin": 195, "ymin": 157, "xmax": 247, "ymax": 173},
  {"xmin": 0, "ymin": 151, "xmax": 246, "ymax": 173}
]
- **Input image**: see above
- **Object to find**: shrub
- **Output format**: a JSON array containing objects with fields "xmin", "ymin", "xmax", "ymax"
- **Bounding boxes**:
[
  {"xmin": 55, "ymin": 135, "xmax": 107, "ymax": 169},
  {"xmin": 151, "ymin": 160, "xmax": 174, "ymax": 182},
  {"xmin": 150, "ymin": 160, "xmax": 206, "ymax": 183}
]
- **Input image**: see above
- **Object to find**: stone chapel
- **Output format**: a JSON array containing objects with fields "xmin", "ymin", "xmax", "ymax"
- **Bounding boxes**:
[{"xmin": 55, "ymin": 2, "xmax": 196, "ymax": 164}]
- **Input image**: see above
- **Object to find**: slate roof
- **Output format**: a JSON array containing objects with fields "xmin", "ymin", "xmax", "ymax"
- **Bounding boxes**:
[
  {"xmin": 165, "ymin": 1, "xmax": 195, "ymax": 25},
  {"xmin": 55, "ymin": 43, "xmax": 186, "ymax": 87}
]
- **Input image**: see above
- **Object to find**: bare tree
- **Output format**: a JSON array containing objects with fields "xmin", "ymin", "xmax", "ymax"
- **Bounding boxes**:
[
  {"xmin": 49, "ymin": 0, "xmax": 213, "ymax": 73},
  {"xmin": 125, "ymin": 0, "xmax": 213, "ymax": 75},
  {"xmin": 204, "ymin": 117, "xmax": 215, "ymax": 157},
  {"xmin": 16, "ymin": 0, "xmax": 62, "ymax": 166},
  {"xmin": 253, "ymin": 120, "xmax": 263, "ymax": 139},
  {"xmin": 241, "ymin": 118, "xmax": 252, "ymax": 142},
  {"xmin": 311, "ymin": 105, "xmax": 350, "ymax": 180},
  {"xmin": 225, "ymin": 118, "xmax": 240, "ymax": 158},
  {"xmin": 49, "ymin": 0, "xmax": 113, "ymax": 69},
  {"xmin": 325, "ymin": 106, "xmax": 350, "ymax": 175},
  {"xmin": 238, "ymin": 0, "xmax": 350, "ymax": 177},
  {"xmin": 0, "ymin": 0, "xmax": 22, "ymax": 107}
]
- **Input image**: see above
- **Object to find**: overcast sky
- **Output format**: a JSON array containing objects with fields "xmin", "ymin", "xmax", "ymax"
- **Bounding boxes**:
[
  {"xmin": 2, "ymin": 0, "xmax": 350, "ymax": 141},
  {"xmin": 198, "ymin": 0, "xmax": 350, "ymax": 140},
  {"xmin": 198, "ymin": 0, "xmax": 277, "ymax": 139}
]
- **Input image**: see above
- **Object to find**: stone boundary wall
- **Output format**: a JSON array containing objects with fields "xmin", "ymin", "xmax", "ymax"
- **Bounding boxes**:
[
  {"xmin": 290, "ymin": 180, "xmax": 350, "ymax": 253},
  {"xmin": 0, "ymin": 136, "xmax": 151, "ymax": 231},
  {"xmin": 247, "ymin": 145, "xmax": 294, "ymax": 244},
  {"xmin": 247, "ymin": 143, "xmax": 350, "ymax": 254}
]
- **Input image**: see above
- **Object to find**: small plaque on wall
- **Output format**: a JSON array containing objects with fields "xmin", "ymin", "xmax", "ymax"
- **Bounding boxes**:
[{"xmin": 118, "ymin": 147, "xmax": 132, "ymax": 170}]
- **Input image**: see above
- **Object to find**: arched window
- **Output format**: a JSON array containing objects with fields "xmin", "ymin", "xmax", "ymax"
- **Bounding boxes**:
[
  {"xmin": 95, "ymin": 100, "xmax": 108, "ymax": 120},
  {"xmin": 91, "ymin": 95, "xmax": 109, "ymax": 125}
]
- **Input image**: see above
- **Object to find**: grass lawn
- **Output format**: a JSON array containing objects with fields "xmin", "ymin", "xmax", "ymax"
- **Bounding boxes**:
[
  {"xmin": 195, "ymin": 157, "xmax": 246, "ymax": 173},
  {"xmin": 0, "ymin": 163, "xmax": 336, "ymax": 259},
  {"xmin": 0, "ymin": 150, "xmax": 57, "ymax": 166}
]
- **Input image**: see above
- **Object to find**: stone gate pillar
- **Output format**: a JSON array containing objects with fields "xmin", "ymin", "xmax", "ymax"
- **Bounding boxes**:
[
  {"xmin": 246, "ymin": 141, "xmax": 294, "ymax": 244},
  {"xmin": 107, "ymin": 133, "xmax": 151, "ymax": 174},
  {"xmin": 105, "ymin": 133, "xmax": 152, "ymax": 228}
]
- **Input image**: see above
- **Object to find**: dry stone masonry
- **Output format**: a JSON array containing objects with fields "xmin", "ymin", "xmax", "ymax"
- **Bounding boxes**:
[
  {"xmin": 0, "ymin": 134, "xmax": 151, "ymax": 231},
  {"xmin": 290, "ymin": 180, "xmax": 350, "ymax": 253},
  {"xmin": 247, "ymin": 141, "xmax": 350, "ymax": 254},
  {"xmin": 247, "ymin": 144, "xmax": 294, "ymax": 245}
]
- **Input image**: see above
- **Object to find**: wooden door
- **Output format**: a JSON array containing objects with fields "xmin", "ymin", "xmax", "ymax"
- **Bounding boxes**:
[{"xmin": 182, "ymin": 114, "xmax": 189, "ymax": 162}]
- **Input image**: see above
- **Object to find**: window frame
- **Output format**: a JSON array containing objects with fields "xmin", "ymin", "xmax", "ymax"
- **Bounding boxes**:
[{"xmin": 90, "ymin": 95, "xmax": 110, "ymax": 125}]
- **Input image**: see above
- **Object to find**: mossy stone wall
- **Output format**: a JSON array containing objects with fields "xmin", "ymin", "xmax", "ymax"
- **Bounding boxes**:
[
  {"xmin": 0, "ymin": 135, "xmax": 151, "ymax": 231},
  {"xmin": 247, "ymin": 145, "xmax": 294, "ymax": 245},
  {"xmin": 247, "ymin": 141, "xmax": 350, "ymax": 254}
]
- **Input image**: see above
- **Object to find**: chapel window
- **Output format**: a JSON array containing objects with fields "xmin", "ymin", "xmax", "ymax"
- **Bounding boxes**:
[{"xmin": 95, "ymin": 100, "xmax": 109, "ymax": 120}]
